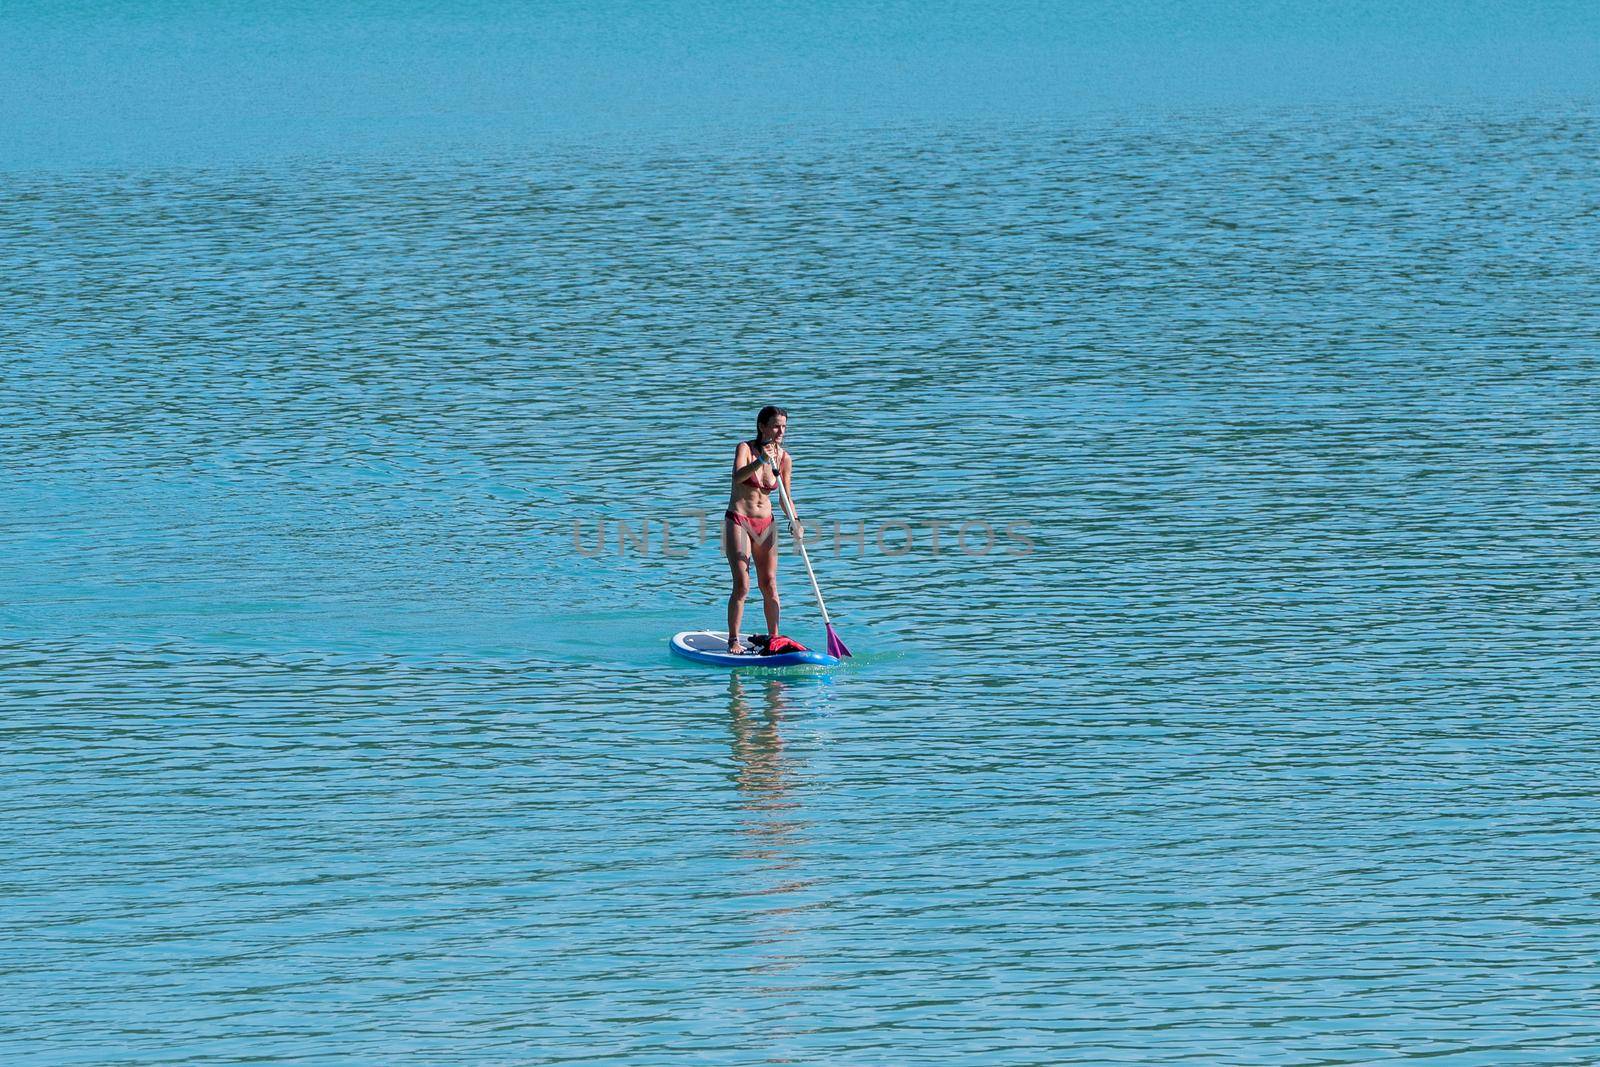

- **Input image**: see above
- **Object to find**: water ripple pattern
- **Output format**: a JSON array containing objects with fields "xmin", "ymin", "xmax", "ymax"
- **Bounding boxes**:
[{"xmin": 3, "ymin": 107, "xmax": 1599, "ymax": 1064}]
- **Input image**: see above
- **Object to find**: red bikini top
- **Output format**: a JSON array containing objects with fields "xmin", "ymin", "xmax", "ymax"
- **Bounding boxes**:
[{"xmin": 744, "ymin": 441, "xmax": 781, "ymax": 493}]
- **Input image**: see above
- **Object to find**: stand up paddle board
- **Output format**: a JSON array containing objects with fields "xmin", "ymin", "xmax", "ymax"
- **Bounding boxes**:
[{"xmin": 670, "ymin": 630, "xmax": 839, "ymax": 668}]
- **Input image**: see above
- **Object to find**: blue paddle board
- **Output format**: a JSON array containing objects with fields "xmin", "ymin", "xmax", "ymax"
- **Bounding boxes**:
[{"xmin": 670, "ymin": 630, "xmax": 839, "ymax": 668}]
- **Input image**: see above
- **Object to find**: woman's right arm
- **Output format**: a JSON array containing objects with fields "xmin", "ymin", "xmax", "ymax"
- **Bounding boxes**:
[{"xmin": 732, "ymin": 443, "xmax": 766, "ymax": 483}]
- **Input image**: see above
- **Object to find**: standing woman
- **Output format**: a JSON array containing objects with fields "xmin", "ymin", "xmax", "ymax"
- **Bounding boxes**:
[{"xmin": 724, "ymin": 405, "xmax": 798, "ymax": 653}]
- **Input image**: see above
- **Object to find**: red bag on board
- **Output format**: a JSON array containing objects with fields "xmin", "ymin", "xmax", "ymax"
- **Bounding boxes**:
[{"xmin": 755, "ymin": 634, "xmax": 808, "ymax": 655}]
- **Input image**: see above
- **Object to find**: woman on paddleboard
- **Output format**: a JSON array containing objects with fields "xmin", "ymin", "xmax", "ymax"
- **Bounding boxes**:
[{"xmin": 724, "ymin": 405, "xmax": 800, "ymax": 653}]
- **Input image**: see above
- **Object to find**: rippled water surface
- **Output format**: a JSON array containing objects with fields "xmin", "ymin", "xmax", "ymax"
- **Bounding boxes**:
[{"xmin": 4, "ymin": 106, "xmax": 1599, "ymax": 1064}]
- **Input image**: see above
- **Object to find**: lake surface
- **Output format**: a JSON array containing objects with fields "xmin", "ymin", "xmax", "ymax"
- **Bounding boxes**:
[{"xmin": 4, "ymin": 72, "xmax": 1599, "ymax": 1067}]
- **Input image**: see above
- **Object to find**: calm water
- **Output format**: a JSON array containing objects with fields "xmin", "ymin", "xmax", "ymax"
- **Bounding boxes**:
[{"xmin": 5, "ymin": 96, "xmax": 1600, "ymax": 1063}]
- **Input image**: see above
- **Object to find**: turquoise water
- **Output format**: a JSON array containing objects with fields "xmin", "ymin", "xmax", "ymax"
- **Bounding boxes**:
[{"xmin": 6, "ymin": 3, "xmax": 1600, "ymax": 1064}]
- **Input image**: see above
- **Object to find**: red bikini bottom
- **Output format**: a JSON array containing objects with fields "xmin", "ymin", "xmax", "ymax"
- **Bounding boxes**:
[{"xmin": 725, "ymin": 510, "xmax": 774, "ymax": 537}]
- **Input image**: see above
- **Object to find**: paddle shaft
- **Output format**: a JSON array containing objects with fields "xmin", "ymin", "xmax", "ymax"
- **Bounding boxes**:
[{"xmin": 775, "ymin": 486, "xmax": 835, "ymax": 632}]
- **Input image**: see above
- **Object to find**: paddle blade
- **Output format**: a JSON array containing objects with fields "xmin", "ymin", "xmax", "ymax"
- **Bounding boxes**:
[{"xmin": 825, "ymin": 625, "xmax": 852, "ymax": 660}]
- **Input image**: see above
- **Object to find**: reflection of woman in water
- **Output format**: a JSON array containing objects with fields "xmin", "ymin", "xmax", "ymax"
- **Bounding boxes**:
[
  {"xmin": 726, "ymin": 674, "xmax": 814, "ymax": 980},
  {"xmin": 726, "ymin": 673, "xmax": 795, "ymax": 808}
]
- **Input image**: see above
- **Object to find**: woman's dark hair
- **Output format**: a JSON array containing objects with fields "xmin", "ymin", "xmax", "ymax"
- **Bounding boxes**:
[{"xmin": 755, "ymin": 405, "xmax": 787, "ymax": 435}]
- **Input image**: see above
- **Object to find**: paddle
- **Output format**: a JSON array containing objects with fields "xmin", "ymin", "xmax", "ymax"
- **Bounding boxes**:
[{"xmin": 773, "ymin": 472, "xmax": 852, "ymax": 660}]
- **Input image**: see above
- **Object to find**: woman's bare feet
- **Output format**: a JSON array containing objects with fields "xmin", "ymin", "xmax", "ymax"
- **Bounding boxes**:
[{"xmin": 727, "ymin": 636, "xmax": 746, "ymax": 654}]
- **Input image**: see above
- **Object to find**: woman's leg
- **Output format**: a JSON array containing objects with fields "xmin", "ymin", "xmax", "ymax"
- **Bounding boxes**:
[
  {"xmin": 724, "ymin": 516, "xmax": 753, "ymax": 651},
  {"xmin": 751, "ymin": 530, "xmax": 780, "ymax": 639}
]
